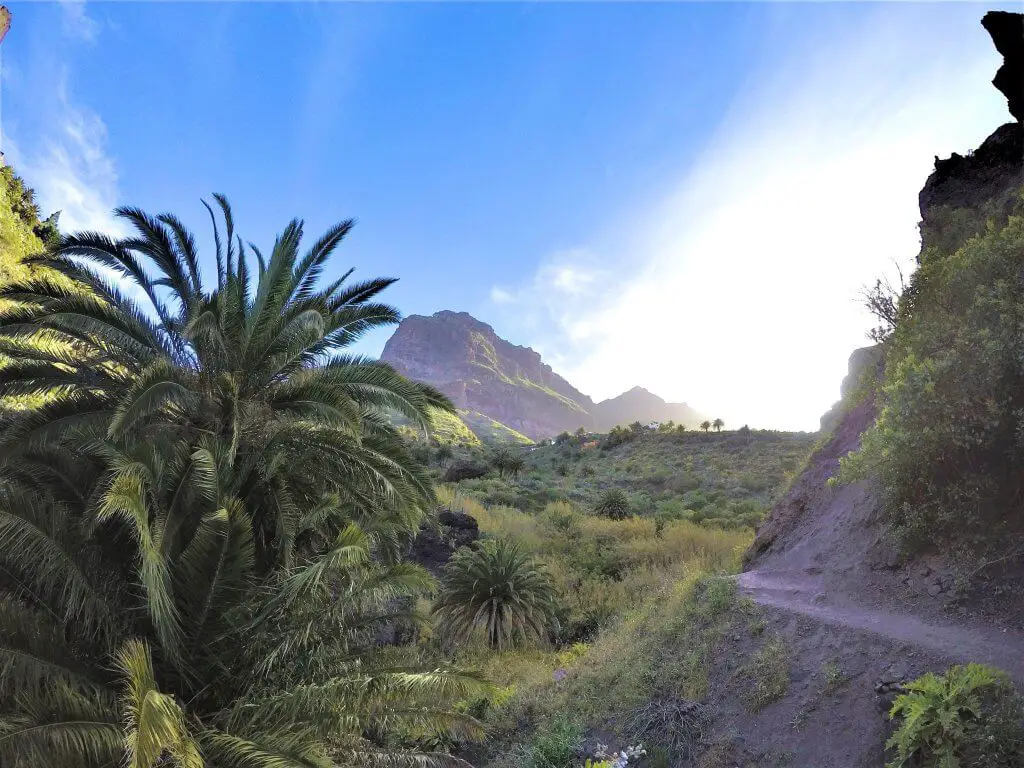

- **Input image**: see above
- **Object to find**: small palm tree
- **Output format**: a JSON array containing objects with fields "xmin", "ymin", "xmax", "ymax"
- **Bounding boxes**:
[
  {"xmin": 712, "ymin": 418, "xmax": 724, "ymax": 432},
  {"xmin": 491, "ymin": 447, "xmax": 513, "ymax": 478},
  {"xmin": 506, "ymin": 453, "xmax": 526, "ymax": 480},
  {"xmin": 594, "ymin": 488, "xmax": 630, "ymax": 520},
  {"xmin": 436, "ymin": 443, "xmax": 455, "ymax": 467},
  {"xmin": 700, "ymin": 420, "xmax": 711, "ymax": 433},
  {"xmin": 434, "ymin": 539, "xmax": 559, "ymax": 650}
]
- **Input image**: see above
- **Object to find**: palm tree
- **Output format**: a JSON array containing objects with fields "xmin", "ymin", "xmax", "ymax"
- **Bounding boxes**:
[
  {"xmin": 435, "ymin": 443, "xmax": 454, "ymax": 467},
  {"xmin": 594, "ymin": 488, "xmax": 630, "ymax": 520},
  {"xmin": 0, "ymin": 200, "xmax": 484, "ymax": 766},
  {"xmin": 712, "ymin": 418, "xmax": 724, "ymax": 432},
  {"xmin": 0, "ymin": 475, "xmax": 486, "ymax": 767},
  {"xmin": 700, "ymin": 420, "xmax": 711, "ymax": 433},
  {"xmin": 0, "ymin": 198, "xmax": 451, "ymax": 568},
  {"xmin": 491, "ymin": 447, "xmax": 513, "ymax": 479},
  {"xmin": 434, "ymin": 538, "xmax": 559, "ymax": 650},
  {"xmin": 506, "ymin": 453, "xmax": 526, "ymax": 480}
]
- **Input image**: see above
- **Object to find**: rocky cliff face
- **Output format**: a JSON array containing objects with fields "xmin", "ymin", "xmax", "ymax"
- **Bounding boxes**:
[
  {"xmin": 919, "ymin": 13, "xmax": 1023, "ymax": 231},
  {"xmin": 380, "ymin": 310, "xmax": 703, "ymax": 440},
  {"xmin": 381, "ymin": 311, "xmax": 596, "ymax": 439}
]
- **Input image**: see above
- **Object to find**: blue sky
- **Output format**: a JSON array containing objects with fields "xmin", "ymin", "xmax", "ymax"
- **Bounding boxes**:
[{"xmin": 2, "ymin": 2, "xmax": 1015, "ymax": 429}]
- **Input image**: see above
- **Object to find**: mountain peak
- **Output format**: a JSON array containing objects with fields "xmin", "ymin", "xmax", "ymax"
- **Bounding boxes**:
[{"xmin": 381, "ymin": 310, "xmax": 703, "ymax": 439}]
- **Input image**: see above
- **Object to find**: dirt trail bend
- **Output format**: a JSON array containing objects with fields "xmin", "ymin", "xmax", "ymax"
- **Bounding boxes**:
[{"xmin": 739, "ymin": 570, "xmax": 1024, "ymax": 683}]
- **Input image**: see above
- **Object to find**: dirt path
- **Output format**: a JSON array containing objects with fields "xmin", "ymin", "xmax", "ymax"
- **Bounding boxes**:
[{"xmin": 739, "ymin": 570, "xmax": 1024, "ymax": 683}]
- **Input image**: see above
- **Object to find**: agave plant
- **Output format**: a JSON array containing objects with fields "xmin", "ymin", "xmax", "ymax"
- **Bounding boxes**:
[
  {"xmin": 0, "ymin": 197, "xmax": 451, "ymax": 567},
  {"xmin": 433, "ymin": 538, "xmax": 559, "ymax": 651}
]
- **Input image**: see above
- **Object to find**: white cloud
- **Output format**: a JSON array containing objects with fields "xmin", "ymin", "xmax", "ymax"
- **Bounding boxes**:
[
  {"xmin": 496, "ymin": 8, "xmax": 1008, "ymax": 431},
  {"xmin": 59, "ymin": 0, "xmax": 100, "ymax": 43},
  {"xmin": 490, "ymin": 286, "xmax": 515, "ymax": 304},
  {"xmin": 7, "ymin": 74, "xmax": 123, "ymax": 237}
]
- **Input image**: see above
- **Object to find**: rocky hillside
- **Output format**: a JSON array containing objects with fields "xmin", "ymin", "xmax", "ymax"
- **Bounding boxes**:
[{"xmin": 381, "ymin": 310, "xmax": 703, "ymax": 440}]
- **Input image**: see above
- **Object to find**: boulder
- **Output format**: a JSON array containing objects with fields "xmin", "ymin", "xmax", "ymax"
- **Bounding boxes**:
[
  {"xmin": 442, "ymin": 461, "xmax": 489, "ymax": 483},
  {"xmin": 408, "ymin": 507, "xmax": 481, "ymax": 575}
]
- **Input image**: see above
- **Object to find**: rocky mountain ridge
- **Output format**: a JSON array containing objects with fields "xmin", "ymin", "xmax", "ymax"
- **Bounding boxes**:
[{"xmin": 380, "ymin": 310, "xmax": 702, "ymax": 440}]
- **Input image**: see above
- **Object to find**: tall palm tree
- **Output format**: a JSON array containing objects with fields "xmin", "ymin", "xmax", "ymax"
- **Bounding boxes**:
[
  {"xmin": 0, "ymin": 197, "xmax": 451, "ymax": 568},
  {"xmin": 434, "ymin": 538, "xmax": 558, "ymax": 651},
  {"xmin": 0, "ymin": 199, "xmax": 484, "ymax": 766},
  {"xmin": 712, "ymin": 418, "xmax": 724, "ymax": 433}
]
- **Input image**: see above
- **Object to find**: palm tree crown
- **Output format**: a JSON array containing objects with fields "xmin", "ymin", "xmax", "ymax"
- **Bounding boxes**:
[{"xmin": 0, "ymin": 197, "xmax": 451, "ymax": 569}]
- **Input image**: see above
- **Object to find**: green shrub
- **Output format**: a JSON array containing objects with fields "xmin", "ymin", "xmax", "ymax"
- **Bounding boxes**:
[
  {"xmin": 886, "ymin": 663, "xmax": 1024, "ymax": 768},
  {"xmin": 743, "ymin": 634, "xmax": 789, "ymax": 710},
  {"xmin": 523, "ymin": 717, "xmax": 584, "ymax": 768}
]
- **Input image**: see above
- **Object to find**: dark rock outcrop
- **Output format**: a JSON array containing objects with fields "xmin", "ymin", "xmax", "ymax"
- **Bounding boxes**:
[
  {"xmin": 441, "ymin": 461, "xmax": 489, "ymax": 483},
  {"xmin": 381, "ymin": 310, "xmax": 704, "ymax": 440},
  {"xmin": 982, "ymin": 11, "xmax": 1024, "ymax": 122},
  {"xmin": 919, "ymin": 13, "xmax": 1024, "ymax": 226},
  {"xmin": 409, "ymin": 508, "xmax": 480, "ymax": 575},
  {"xmin": 919, "ymin": 122, "xmax": 1024, "ymax": 223}
]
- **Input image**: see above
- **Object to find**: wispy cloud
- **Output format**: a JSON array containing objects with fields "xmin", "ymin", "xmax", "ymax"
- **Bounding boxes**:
[
  {"xmin": 6, "ymin": 69, "xmax": 122, "ymax": 237},
  {"xmin": 494, "ymin": 8, "xmax": 1007, "ymax": 430},
  {"xmin": 58, "ymin": 0, "xmax": 100, "ymax": 43},
  {"xmin": 490, "ymin": 286, "xmax": 515, "ymax": 305}
]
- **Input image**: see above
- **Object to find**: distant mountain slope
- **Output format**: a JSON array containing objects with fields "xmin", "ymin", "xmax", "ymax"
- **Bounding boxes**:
[
  {"xmin": 380, "ymin": 310, "xmax": 704, "ymax": 440},
  {"xmin": 592, "ymin": 386, "xmax": 702, "ymax": 431},
  {"xmin": 381, "ymin": 311, "xmax": 594, "ymax": 440}
]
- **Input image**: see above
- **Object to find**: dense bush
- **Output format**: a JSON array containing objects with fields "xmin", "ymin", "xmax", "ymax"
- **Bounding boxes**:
[
  {"xmin": 841, "ymin": 190, "xmax": 1024, "ymax": 558},
  {"xmin": 520, "ymin": 717, "xmax": 583, "ymax": 768}
]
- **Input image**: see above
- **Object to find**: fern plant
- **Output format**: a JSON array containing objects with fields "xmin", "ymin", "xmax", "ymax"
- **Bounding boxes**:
[{"xmin": 886, "ymin": 663, "xmax": 1023, "ymax": 768}]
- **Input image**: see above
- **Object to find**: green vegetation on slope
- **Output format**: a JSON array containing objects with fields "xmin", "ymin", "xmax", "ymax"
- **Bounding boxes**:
[
  {"xmin": 0, "ymin": 164, "xmax": 57, "ymax": 280},
  {"xmin": 443, "ymin": 427, "xmax": 814, "ymax": 531},
  {"xmin": 459, "ymin": 409, "xmax": 534, "ymax": 444},
  {"xmin": 841, "ymin": 188, "xmax": 1024, "ymax": 560},
  {"xmin": 425, "ymin": 489, "xmax": 751, "ymax": 765}
]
